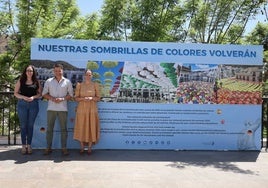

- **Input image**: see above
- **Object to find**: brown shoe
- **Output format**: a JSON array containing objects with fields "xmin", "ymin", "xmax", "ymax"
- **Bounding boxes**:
[
  {"xmin": 62, "ymin": 148, "xmax": 69, "ymax": 156},
  {"xmin": 44, "ymin": 148, "xmax": 52, "ymax": 155},
  {"xmin": 21, "ymin": 146, "xmax": 27, "ymax": 155},
  {"xmin": 27, "ymin": 145, "xmax": 32, "ymax": 155}
]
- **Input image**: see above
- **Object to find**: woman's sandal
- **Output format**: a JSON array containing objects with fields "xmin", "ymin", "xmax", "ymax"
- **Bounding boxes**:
[
  {"xmin": 79, "ymin": 149, "xmax": 85, "ymax": 155},
  {"xmin": 87, "ymin": 148, "xmax": 92, "ymax": 155}
]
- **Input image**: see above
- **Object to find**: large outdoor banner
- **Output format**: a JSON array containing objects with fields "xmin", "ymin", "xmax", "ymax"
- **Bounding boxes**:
[{"xmin": 31, "ymin": 38, "xmax": 263, "ymax": 150}]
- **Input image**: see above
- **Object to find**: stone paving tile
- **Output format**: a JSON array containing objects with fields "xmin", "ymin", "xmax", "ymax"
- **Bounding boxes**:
[{"xmin": 0, "ymin": 146, "xmax": 268, "ymax": 188}]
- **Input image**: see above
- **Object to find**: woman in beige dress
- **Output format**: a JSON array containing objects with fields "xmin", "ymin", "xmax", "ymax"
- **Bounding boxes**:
[{"xmin": 73, "ymin": 69, "xmax": 101, "ymax": 154}]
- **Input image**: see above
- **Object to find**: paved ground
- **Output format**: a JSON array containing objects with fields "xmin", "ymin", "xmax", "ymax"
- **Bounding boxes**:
[{"xmin": 0, "ymin": 146, "xmax": 268, "ymax": 188}]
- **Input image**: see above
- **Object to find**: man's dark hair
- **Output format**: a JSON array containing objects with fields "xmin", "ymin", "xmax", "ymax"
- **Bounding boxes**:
[{"xmin": 54, "ymin": 63, "xmax": 63, "ymax": 69}]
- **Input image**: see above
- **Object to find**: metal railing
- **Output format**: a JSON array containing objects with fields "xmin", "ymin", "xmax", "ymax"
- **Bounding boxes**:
[
  {"xmin": 262, "ymin": 97, "xmax": 268, "ymax": 149},
  {"xmin": 0, "ymin": 91, "xmax": 18, "ymax": 145},
  {"xmin": 0, "ymin": 91, "xmax": 267, "ymax": 149}
]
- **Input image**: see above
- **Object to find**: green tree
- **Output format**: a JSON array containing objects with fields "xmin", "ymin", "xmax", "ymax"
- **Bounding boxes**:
[
  {"xmin": 0, "ymin": 54, "xmax": 15, "ymax": 91},
  {"xmin": 130, "ymin": 0, "xmax": 181, "ymax": 41},
  {"xmin": 245, "ymin": 23, "xmax": 268, "ymax": 98},
  {"xmin": 99, "ymin": 0, "xmax": 266, "ymax": 43},
  {"xmin": 72, "ymin": 13, "xmax": 100, "ymax": 40},
  {"xmin": 16, "ymin": 0, "xmax": 79, "ymax": 66},
  {"xmin": 99, "ymin": 0, "xmax": 131, "ymax": 40},
  {"xmin": 183, "ymin": 0, "xmax": 264, "ymax": 44},
  {"xmin": 245, "ymin": 23, "xmax": 268, "ymax": 43},
  {"xmin": 0, "ymin": 0, "xmax": 80, "ymax": 73},
  {"xmin": 244, "ymin": 22, "xmax": 268, "ymax": 61}
]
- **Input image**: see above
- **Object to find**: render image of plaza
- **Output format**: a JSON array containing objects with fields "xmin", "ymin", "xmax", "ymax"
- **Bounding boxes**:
[{"xmin": 31, "ymin": 60, "xmax": 262, "ymax": 104}]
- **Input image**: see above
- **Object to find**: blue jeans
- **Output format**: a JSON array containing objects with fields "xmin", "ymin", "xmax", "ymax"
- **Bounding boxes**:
[{"xmin": 17, "ymin": 99, "xmax": 39, "ymax": 145}]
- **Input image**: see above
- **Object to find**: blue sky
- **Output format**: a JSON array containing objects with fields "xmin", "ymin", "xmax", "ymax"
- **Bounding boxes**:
[
  {"xmin": 76, "ymin": 0, "xmax": 103, "ymax": 14},
  {"xmin": 76, "ymin": 0, "xmax": 266, "ymax": 34}
]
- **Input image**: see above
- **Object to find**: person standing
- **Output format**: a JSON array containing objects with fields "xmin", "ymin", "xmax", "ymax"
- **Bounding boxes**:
[
  {"xmin": 42, "ymin": 63, "xmax": 73, "ymax": 156},
  {"xmin": 14, "ymin": 65, "xmax": 42, "ymax": 154},
  {"xmin": 73, "ymin": 69, "xmax": 101, "ymax": 155}
]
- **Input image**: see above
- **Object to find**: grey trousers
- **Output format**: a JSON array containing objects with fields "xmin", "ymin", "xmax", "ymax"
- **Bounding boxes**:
[{"xmin": 46, "ymin": 111, "xmax": 68, "ymax": 149}]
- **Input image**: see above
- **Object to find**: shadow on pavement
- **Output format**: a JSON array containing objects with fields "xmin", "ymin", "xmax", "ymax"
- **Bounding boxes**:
[
  {"xmin": 0, "ymin": 146, "xmax": 261, "ymax": 176},
  {"xmin": 0, "ymin": 146, "xmax": 260, "ymax": 162}
]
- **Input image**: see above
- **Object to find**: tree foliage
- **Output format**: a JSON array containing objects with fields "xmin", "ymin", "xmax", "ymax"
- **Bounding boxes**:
[
  {"xmin": 0, "ymin": 0, "xmax": 80, "ymax": 71},
  {"xmin": 98, "ymin": 0, "xmax": 266, "ymax": 43},
  {"xmin": 98, "ymin": 0, "xmax": 130, "ymax": 40},
  {"xmin": 0, "ymin": 0, "xmax": 268, "ymax": 90},
  {"xmin": 72, "ymin": 13, "xmax": 100, "ymax": 40},
  {"xmin": 245, "ymin": 22, "xmax": 268, "ymax": 79}
]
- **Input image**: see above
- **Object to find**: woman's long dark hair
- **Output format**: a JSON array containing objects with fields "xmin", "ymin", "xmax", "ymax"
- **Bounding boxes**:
[{"xmin": 19, "ymin": 65, "xmax": 39, "ymax": 89}]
